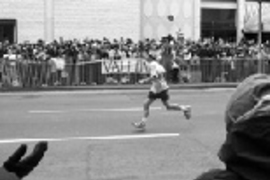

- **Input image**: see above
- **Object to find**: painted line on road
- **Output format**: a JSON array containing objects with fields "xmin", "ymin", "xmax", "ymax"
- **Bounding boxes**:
[
  {"xmin": 0, "ymin": 133, "xmax": 180, "ymax": 144},
  {"xmin": 29, "ymin": 107, "xmax": 162, "ymax": 114}
]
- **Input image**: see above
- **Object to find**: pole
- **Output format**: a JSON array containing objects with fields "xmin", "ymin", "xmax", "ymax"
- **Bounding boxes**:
[
  {"xmin": 44, "ymin": 0, "xmax": 54, "ymax": 43},
  {"xmin": 258, "ymin": 0, "xmax": 263, "ymax": 73},
  {"xmin": 237, "ymin": 0, "xmax": 245, "ymax": 44}
]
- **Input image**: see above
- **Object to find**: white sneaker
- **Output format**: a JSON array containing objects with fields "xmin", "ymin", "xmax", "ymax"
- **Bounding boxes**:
[
  {"xmin": 132, "ymin": 121, "xmax": 146, "ymax": 129},
  {"xmin": 183, "ymin": 106, "xmax": 191, "ymax": 120}
]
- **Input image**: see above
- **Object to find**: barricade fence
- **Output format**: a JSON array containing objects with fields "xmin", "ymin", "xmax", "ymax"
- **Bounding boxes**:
[{"xmin": 0, "ymin": 57, "xmax": 269, "ymax": 89}]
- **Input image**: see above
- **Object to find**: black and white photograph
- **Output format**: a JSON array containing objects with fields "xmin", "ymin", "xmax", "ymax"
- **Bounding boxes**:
[{"xmin": 0, "ymin": 0, "xmax": 270, "ymax": 179}]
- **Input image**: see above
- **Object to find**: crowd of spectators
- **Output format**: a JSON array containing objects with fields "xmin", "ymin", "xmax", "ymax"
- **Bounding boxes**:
[
  {"xmin": 0, "ymin": 34, "xmax": 270, "ymax": 64},
  {"xmin": 0, "ymin": 37, "xmax": 142, "ymax": 63},
  {"xmin": 0, "ymin": 35, "xmax": 268, "ymax": 59},
  {"xmin": 0, "ymin": 34, "xmax": 270, "ymax": 87}
]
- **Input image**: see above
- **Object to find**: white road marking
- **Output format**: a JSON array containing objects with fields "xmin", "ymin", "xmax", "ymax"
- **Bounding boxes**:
[
  {"xmin": 0, "ymin": 133, "xmax": 180, "ymax": 144},
  {"xmin": 29, "ymin": 107, "xmax": 162, "ymax": 114}
]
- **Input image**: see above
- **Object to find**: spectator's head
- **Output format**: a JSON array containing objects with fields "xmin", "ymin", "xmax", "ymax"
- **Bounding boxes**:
[{"xmin": 219, "ymin": 74, "xmax": 270, "ymax": 180}]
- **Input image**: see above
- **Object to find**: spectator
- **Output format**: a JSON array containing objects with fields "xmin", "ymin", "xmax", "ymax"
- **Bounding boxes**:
[
  {"xmin": 171, "ymin": 60, "xmax": 180, "ymax": 83},
  {"xmin": 195, "ymin": 73, "xmax": 270, "ymax": 180}
]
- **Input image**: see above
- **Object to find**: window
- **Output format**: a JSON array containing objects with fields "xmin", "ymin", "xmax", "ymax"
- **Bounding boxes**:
[
  {"xmin": 201, "ymin": 9, "xmax": 236, "ymax": 42},
  {"xmin": 0, "ymin": 19, "xmax": 16, "ymax": 43}
]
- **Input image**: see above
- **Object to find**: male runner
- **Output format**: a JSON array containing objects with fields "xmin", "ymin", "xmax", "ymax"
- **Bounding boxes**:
[{"xmin": 132, "ymin": 55, "xmax": 191, "ymax": 129}]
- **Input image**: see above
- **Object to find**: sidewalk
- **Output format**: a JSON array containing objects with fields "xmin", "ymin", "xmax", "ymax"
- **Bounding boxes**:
[{"xmin": 0, "ymin": 82, "xmax": 238, "ymax": 92}]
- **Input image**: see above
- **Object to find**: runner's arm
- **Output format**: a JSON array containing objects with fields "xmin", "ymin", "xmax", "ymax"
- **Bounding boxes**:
[{"xmin": 139, "ymin": 73, "xmax": 161, "ymax": 84}]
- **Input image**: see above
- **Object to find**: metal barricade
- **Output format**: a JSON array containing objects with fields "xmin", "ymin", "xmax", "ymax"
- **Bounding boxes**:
[
  {"xmin": 198, "ymin": 57, "xmax": 266, "ymax": 83},
  {"xmin": 1, "ymin": 56, "xmax": 270, "ymax": 89}
]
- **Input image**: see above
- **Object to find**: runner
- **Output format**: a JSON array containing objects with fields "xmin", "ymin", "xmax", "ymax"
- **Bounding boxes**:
[{"xmin": 132, "ymin": 54, "xmax": 191, "ymax": 129}]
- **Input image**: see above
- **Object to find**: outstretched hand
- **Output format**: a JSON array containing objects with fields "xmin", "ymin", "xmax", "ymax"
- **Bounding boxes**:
[{"xmin": 3, "ymin": 141, "xmax": 48, "ymax": 179}]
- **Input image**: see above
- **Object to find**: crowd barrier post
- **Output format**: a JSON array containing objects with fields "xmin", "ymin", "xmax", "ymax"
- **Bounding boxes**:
[
  {"xmin": 0, "ymin": 58, "xmax": 3, "ymax": 87},
  {"xmin": 188, "ymin": 56, "xmax": 202, "ymax": 83}
]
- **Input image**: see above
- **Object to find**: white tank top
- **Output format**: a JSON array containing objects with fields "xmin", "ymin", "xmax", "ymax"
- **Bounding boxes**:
[{"xmin": 149, "ymin": 61, "xmax": 169, "ymax": 93}]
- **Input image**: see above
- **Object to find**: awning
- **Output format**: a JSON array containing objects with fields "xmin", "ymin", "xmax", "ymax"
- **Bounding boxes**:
[{"xmin": 244, "ymin": 0, "xmax": 270, "ymax": 32}]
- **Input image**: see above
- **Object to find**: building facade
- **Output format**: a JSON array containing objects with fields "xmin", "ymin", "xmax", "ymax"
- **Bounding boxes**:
[
  {"xmin": 0, "ymin": 0, "xmax": 141, "ymax": 43},
  {"xmin": 140, "ymin": 0, "xmax": 200, "ymax": 41},
  {"xmin": 0, "ymin": 0, "xmax": 268, "ymax": 43}
]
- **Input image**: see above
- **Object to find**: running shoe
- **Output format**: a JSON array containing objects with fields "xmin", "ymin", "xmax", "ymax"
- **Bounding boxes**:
[
  {"xmin": 183, "ymin": 106, "xmax": 191, "ymax": 120},
  {"xmin": 132, "ymin": 121, "xmax": 146, "ymax": 129}
]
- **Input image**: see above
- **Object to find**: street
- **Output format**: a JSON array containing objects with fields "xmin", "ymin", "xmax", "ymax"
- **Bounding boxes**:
[{"xmin": 0, "ymin": 89, "xmax": 233, "ymax": 180}]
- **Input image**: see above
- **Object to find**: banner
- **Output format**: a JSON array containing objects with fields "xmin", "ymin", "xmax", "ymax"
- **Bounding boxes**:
[
  {"xmin": 51, "ymin": 58, "xmax": 65, "ymax": 70},
  {"xmin": 101, "ymin": 58, "xmax": 150, "ymax": 74}
]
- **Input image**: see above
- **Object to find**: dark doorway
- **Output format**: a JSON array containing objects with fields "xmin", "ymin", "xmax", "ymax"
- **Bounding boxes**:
[
  {"xmin": 0, "ymin": 19, "xmax": 16, "ymax": 44},
  {"xmin": 244, "ymin": 33, "xmax": 270, "ymax": 43},
  {"xmin": 201, "ymin": 9, "xmax": 236, "ymax": 42}
]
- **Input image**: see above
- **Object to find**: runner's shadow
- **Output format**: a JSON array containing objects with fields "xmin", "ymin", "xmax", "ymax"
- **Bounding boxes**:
[{"xmin": 132, "ymin": 128, "xmax": 147, "ymax": 133}]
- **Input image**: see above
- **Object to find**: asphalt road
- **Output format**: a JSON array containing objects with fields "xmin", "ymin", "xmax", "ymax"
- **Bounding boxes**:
[{"xmin": 0, "ymin": 89, "xmax": 234, "ymax": 180}]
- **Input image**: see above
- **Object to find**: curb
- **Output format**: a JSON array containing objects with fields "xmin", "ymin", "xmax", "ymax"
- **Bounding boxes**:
[{"xmin": 0, "ymin": 83, "xmax": 238, "ymax": 92}]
